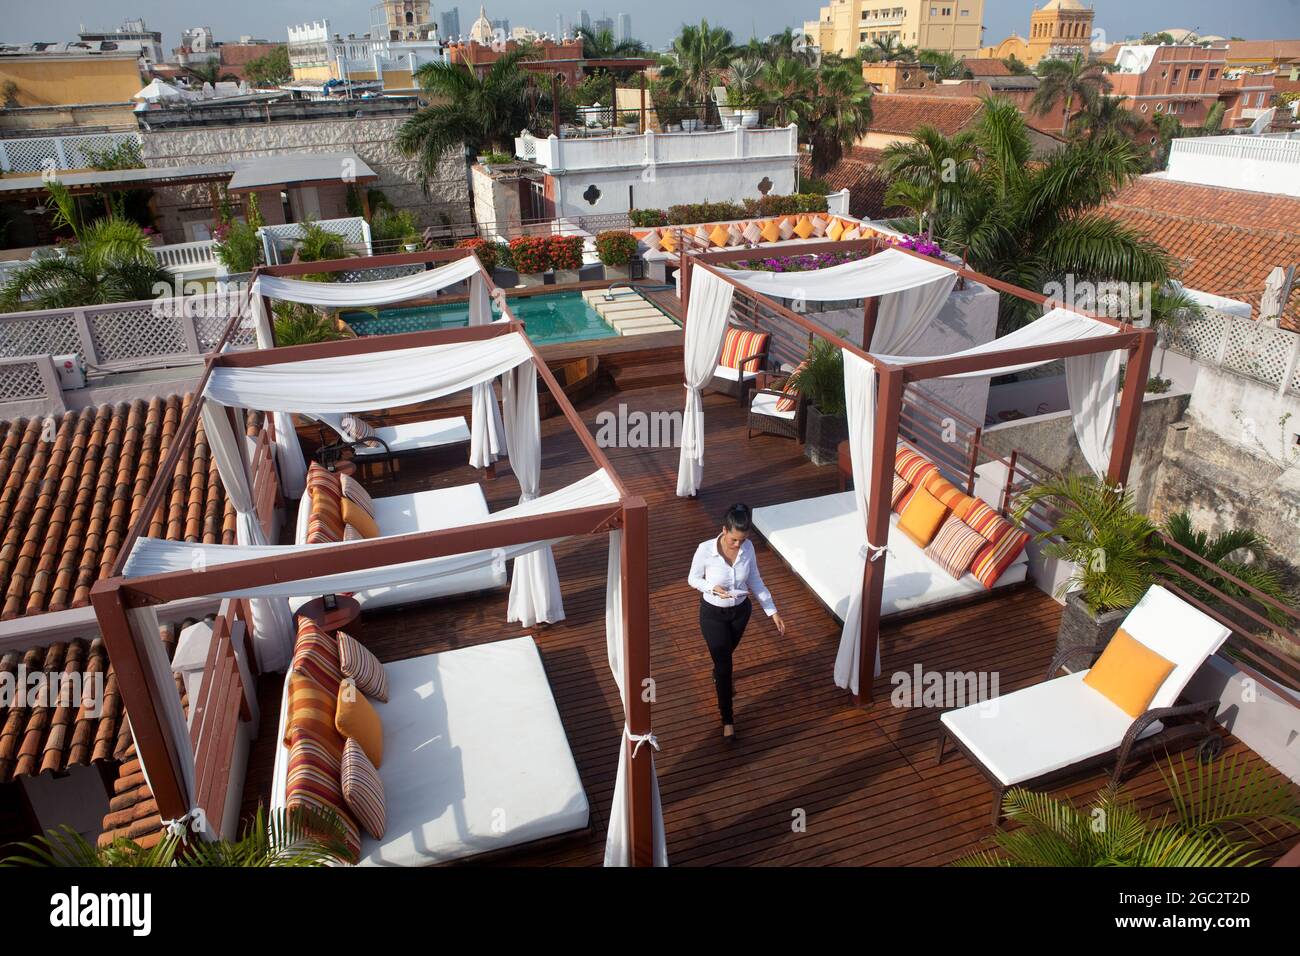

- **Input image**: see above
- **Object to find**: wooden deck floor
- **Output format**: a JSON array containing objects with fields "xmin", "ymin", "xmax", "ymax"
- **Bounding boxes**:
[{"xmin": 242, "ymin": 382, "xmax": 1296, "ymax": 866}]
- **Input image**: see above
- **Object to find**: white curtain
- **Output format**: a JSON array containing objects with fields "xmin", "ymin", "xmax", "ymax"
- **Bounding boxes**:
[
  {"xmin": 248, "ymin": 296, "xmax": 308, "ymax": 499},
  {"xmin": 715, "ymin": 248, "xmax": 955, "ymax": 302},
  {"xmin": 871, "ymin": 271, "xmax": 958, "ymax": 355},
  {"xmin": 468, "ymin": 273, "xmax": 505, "ymax": 469},
  {"xmin": 123, "ymin": 470, "xmax": 620, "ymax": 598},
  {"xmin": 205, "ymin": 335, "xmax": 534, "ymax": 413},
  {"xmin": 201, "ymin": 401, "xmax": 296, "ymax": 671},
  {"xmin": 603, "ymin": 530, "xmax": 669, "ymax": 867},
  {"xmin": 251, "ymin": 254, "xmax": 482, "ymax": 308},
  {"xmin": 676, "ymin": 269, "xmax": 736, "ymax": 497},
  {"xmin": 502, "ymin": 359, "xmax": 565, "ymax": 626},
  {"xmin": 1065, "ymin": 349, "xmax": 1122, "ymax": 479},
  {"xmin": 832, "ymin": 351, "xmax": 884, "ymax": 696}
]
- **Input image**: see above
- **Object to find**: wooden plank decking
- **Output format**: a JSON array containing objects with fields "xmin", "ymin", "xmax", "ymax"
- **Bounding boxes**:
[{"xmin": 242, "ymin": 382, "xmax": 1297, "ymax": 866}]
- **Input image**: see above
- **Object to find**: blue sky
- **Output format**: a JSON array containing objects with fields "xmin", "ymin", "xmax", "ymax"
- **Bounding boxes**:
[{"xmin": 3, "ymin": 1, "xmax": 1296, "ymax": 50}]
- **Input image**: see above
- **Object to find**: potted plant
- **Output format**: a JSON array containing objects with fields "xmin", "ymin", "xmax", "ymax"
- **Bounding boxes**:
[
  {"xmin": 787, "ymin": 338, "xmax": 847, "ymax": 466},
  {"xmin": 595, "ymin": 230, "xmax": 638, "ymax": 280},
  {"xmin": 621, "ymin": 112, "xmax": 640, "ymax": 131},
  {"xmin": 1013, "ymin": 475, "xmax": 1160, "ymax": 660},
  {"xmin": 509, "ymin": 235, "xmax": 551, "ymax": 287},
  {"xmin": 457, "ymin": 236, "xmax": 499, "ymax": 273},
  {"xmin": 549, "ymin": 235, "xmax": 584, "ymax": 285}
]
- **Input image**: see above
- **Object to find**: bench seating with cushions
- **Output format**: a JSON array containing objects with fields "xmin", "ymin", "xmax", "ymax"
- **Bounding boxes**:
[
  {"xmin": 938, "ymin": 585, "xmax": 1231, "ymax": 824},
  {"xmin": 272, "ymin": 634, "xmax": 589, "ymax": 865},
  {"xmin": 290, "ymin": 476, "xmax": 506, "ymax": 613}
]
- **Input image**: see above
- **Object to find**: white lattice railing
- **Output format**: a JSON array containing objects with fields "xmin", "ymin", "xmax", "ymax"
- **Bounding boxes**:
[
  {"xmin": 0, "ymin": 131, "xmax": 142, "ymax": 174},
  {"xmin": 0, "ymin": 355, "xmax": 60, "ymax": 404},
  {"xmin": 1166, "ymin": 310, "xmax": 1300, "ymax": 395},
  {"xmin": 0, "ymin": 294, "xmax": 255, "ymax": 371},
  {"xmin": 258, "ymin": 217, "xmax": 373, "ymax": 266}
]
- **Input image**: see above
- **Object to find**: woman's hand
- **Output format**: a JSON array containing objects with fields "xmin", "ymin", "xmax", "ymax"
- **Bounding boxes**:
[
  {"xmin": 771, "ymin": 613, "xmax": 787, "ymax": 636},
  {"xmin": 711, "ymin": 584, "xmax": 731, "ymax": 598}
]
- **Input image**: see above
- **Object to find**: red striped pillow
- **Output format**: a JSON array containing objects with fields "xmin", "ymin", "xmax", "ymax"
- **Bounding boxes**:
[
  {"xmin": 963, "ymin": 499, "xmax": 1013, "ymax": 544},
  {"xmin": 924, "ymin": 515, "xmax": 987, "ymax": 579},
  {"xmin": 971, "ymin": 528, "xmax": 1031, "ymax": 589},
  {"xmin": 891, "ymin": 473, "xmax": 910, "ymax": 509},
  {"xmin": 338, "ymin": 631, "xmax": 388, "ymax": 702},
  {"xmin": 306, "ymin": 462, "xmax": 341, "ymax": 502},
  {"xmin": 286, "ymin": 732, "xmax": 361, "ymax": 861},
  {"xmin": 293, "ymin": 619, "xmax": 342, "ymax": 690},
  {"xmin": 775, "ymin": 361, "xmax": 807, "ymax": 413},
  {"xmin": 284, "ymin": 671, "xmax": 344, "ymax": 750},
  {"xmin": 895, "ymin": 445, "xmax": 939, "ymax": 487},
  {"xmin": 341, "ymin": 414, "xmax": 376, "ymax": 441},
  {"xmin": 718, "ymin": 328, "xmax": 770, "ymax": 372},
  {"xmin": 340, "ymin": 474, "xmax": 375, "ymax": 520},
  {"xmin": 340, "ymin": 738, "xmax": 385, "ymax": 841},
  {"xmin": 307, "ymin": 488, "xmax": 345, "ymax": 544},
  {"xmin": 923, "ymin": 471, "xmax": 970, "ymax": 512}
]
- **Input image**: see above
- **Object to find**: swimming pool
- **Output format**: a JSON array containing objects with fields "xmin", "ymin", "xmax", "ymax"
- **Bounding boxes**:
[{"xmin": 341, "ymin": 292, "xmax": 637, "ymax": 346}]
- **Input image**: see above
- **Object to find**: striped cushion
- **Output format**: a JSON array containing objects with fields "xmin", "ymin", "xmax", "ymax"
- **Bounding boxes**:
[
  {"xmin": 340, "ymin": 475, "xmax": 375, "ymax": 518},
  {"xmin": 922, "ymin": 472, "xmax": 968, "ymax": 511},
  {"xmin": 891, "ymin": 473, "xmax": 910, "ymax": 509},
  {"xmin": 718, "ymin": 328, "xmax": 770, "ymax": 371},
  {"xmin": 895, "ymin": 445, "xmax": 939, "ymax": 487},
  {"xmin": 340, "ymin": 738, "xmax": 386, "ymax": 840},
  {"xmin": 971, "ymin": 528, "xmax": 1031, "ymax": 589},
  {"xmin": 778, "ymin": 217, "xmax": 796, "ymax": 240},
  {"xmin": 305, "ymin": 462, "xmax": 341, "ymax": 502},
  {"xmin": 341, "ymin": 414, "xmax": 375, "ymax": 441},
  {"xmin": 284, "ymin": 671, "xmax": 344, "ymax": 750},
  {"xmin": 338, "ymin": 630, "xmax": 389, "ymax": 702},
  {"xmin": 285, "ymin": 732, "xmax": 361, "ymax": 861},
  {"xmin": 293, "ymin": 619, "xmax": 342, "ymax": 689},
  {"xmin": 742, "ymin": 221, "xmax": 763, "ymax": 244},
  {"xmin": 307, "ymin": 488, "xmax": 345, "ymax": 544},
  {"xmin": 343, "ymin": 524, "xmax": 363, "ymax": 542},
  {"xmin": 775, "ymin": 361, "xmax": 807, "ymax": 413},
  {"xmin": 924, "ymin": 515, "xmax": 987, "ymax": 580},
  {"xmin": 963, "ymin": 499, "xmax": 1013, "ymax": 544}
]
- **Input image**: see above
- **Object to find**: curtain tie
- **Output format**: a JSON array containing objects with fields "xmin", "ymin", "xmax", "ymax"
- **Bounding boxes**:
[
  {"xmin": 624, "ymin": 725, "xmax": 660, "ymax": 758},
  {"xmin": 163, "ymin": 808, "xmax": 203, "ymax": 841},
  {"xmin": 858, "ymin": 541, "xmax": 889, "ymax": 562}
]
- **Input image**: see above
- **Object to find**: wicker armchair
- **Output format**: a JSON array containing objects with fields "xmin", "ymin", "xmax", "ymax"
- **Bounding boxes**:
[{"xmin": 747, "ymin": 374, "xmax": 806, "ymax": 442}]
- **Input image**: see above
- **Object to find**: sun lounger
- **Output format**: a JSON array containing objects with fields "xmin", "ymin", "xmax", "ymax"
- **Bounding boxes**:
[
  {"xmin": 308, "ymin": 411, "xmax": 471, "ymax": 458},
  {"xmin": 937, "ymin": 585, "xmax": 1231, "ymax": 824}
]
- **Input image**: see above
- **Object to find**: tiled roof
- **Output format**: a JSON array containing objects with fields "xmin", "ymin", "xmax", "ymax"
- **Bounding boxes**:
[
  {"xmin": 1101, "ymin": 176, "xmax": 1300, "ymax": 329},
  {"xmin": 0, "ymin": 394, "xmax": 237, "ymax": 621},
  {"xmin": 963, "ymin": 58, "xmax": 1012, "ymax": 77},
  {"xmin": 866, "ymin": 93, "xmax": 984, "ymax": 137},
  {"xmin": 802, "ymin": 148, "xmax": 898, "ymax": 220},
  {"xmin": 1226, "ymin": 39, "xmax": 1300, "ymax": 62}
]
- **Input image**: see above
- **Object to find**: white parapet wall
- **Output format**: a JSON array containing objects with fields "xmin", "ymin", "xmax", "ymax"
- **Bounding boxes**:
[{"xmin": 1165, "ymin": 135, "xmax": 1300, "ymax": 198}]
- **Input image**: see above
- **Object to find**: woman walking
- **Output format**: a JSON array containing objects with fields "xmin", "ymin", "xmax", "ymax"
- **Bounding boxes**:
[{"xmin": 688, "ymin": 504, "xmax": 786, "ymax": 740}]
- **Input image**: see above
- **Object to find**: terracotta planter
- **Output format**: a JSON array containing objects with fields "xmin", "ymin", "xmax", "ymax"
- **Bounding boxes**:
[
  {"xmin": 1056, "ymin": 591, "xmax": 1129, "ymax": 665},
  {"xmin": 804, "ymin": 405, "xmax": 847, "ymax": 466},
  {"xmin": 517, "ymin": 272, "xmax": 546, "ymax": 288}
]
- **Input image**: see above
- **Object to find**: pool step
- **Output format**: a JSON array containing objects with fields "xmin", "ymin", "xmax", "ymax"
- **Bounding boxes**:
[
  {"xmin": 613, "ymin": 316, "xmax": 680, "ymax": 335},
  {"xmin": 594, "ymin": 300, "xmax": 659, "ymax": 319}
]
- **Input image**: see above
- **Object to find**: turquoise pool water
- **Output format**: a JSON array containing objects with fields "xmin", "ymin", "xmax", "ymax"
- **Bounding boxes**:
[{"xmin": 342, "ymin": 292, "xmax": 638, "ymax": 346}]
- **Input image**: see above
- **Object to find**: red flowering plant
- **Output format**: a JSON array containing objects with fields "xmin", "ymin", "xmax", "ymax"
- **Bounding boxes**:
[
  {"xmin": 549, "ymin": 235, "xmax": 584, "ymax": 271},
  {"xmin": 457, "ymin": 237, "xmax": 499, "ymax": 272},
  {"xmin": 595, "ymin": 231, "xmax": 638, "ymax": 267},
  {"xmin": 509, "ymin": 236, "xmax": 552, "ymax": 274}
]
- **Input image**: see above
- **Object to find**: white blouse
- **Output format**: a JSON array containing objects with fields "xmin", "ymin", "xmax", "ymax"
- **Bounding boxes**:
[{"xmin": 688, "ymin": 536, "xmax": 778, "ymax": 616}]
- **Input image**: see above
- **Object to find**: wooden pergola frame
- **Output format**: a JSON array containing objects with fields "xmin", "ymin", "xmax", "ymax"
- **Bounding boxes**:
[
  {"xmin": 89, "ymin": 249, "xmax": 660, "ymax": 865},
  {"xmin": 682, "ymin": 238, "xmax": 1156, "ymax": 704}
]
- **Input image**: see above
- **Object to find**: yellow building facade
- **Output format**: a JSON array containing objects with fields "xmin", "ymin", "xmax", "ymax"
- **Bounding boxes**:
[
  {"xmin": 979, "ymin": 0, "xmax": 1095, "ymax": 67},
  {"xmin": 0, "ymin": 53, "xmax": 143, "ymax": 109},
  {"xmin": 804, "ymin": 0, "xmax": 986, "ymax": 58}
]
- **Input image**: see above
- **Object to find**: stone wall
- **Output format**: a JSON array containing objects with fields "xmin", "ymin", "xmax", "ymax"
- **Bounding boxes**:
[{"xmin": 140, "ymin": 115, "xmax": 471, "ymax": 235}]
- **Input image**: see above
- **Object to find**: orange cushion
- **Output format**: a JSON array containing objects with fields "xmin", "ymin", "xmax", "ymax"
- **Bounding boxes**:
[
  {"xmin": 709, "ymin": 224, "xmax": 731, "ymax": 248},
  {"xmin": 285, "ymin": 732, "xmax": 361, "ymax": 862},
  {"xmin": 970, "ymin": 527, "xmax": 1030, "ymax": 589},
  {"xmin": 1083, "ymin": 628, "xmax": 1175, "ymax": 718},
  {"xmin": 827, "ymin": 218, "xmax": 845, "ymax": 241},
  {"xmin": 657, "ymin": 230, "xmax": 677, "ymax": 253},
  {"xmin": 307, "ymin": 488, "xmax": 345, "ymax": 544},
  {"xmin": 336, "ymin": 678, "xmax": 384, "ymax": 767},
  {"xmin": 897, "ymin": 485, "xmax": 949, "ymax": 548},
  {"xmin": 341, "ymin": 499, "xmax": 379, "ymax": 538},
  {"xmin": 760, "ymin": 219, "xmax": 781, "ymax": 243},
  {"xmin": 793, "ymin": 216, "xmax": 815, "ymax": 240},
  {"xmin": 292, "ymin": 619, "xmax": 342, "ymax": 690},
  {"xmin": 285, "ymin": 671, "xmax": 345, "ymax": 751},
  {"xmin": 718, "ymin": 328, "xmax": 770, "ymax": 371},
  {"xmin": 923, "ymin": 471, "xmax": 967, "ymax": 511}
]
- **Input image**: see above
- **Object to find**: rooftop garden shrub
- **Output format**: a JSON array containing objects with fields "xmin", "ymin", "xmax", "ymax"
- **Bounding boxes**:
[
  {"xmin": 665, "ymin": 201, "xmax": 746, "ymax": 225},
  {"xmin": 369, "ymin": 209, "xmax": 420, "ymax": 248},
  {"xmin": 549, "ymin": 235, "xmax": 585, "ymax": 271},
  {"xmin": 273, "ymin": 301, "xmax": 352, "ymax": 346},
  {"xmin": 741, "ymin": 193, "xmax": 829, "ymax": 217},
  {"xmin": 630, "ymin": 208, "xmax": 668, "ymax": 228},
  {"xmin": 509, "ymin": 235, "xmax": 552, "ymax": 275},
  {"xmin": 457, "ymin": 237, "xmax": 499, "ymax": 272},
  {"xmin": 478, "ymin": 151, "xmax": 515, "ymax": 165},
  {"xmin": 595, "ymin": 230, "xmax": 638, "ymax": 267},
  {"xmin": 213, "ymin": 192, "xmax": 264, "ymax": 274}
]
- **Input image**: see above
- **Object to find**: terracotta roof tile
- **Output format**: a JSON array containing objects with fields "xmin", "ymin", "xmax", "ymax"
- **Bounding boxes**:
[
  {"xmin": 963, "ymin": 58, "xmax": 1012, "ymax": 77},
  {"xmin": 866, "ymin": 93, "xmax": 984, "ymax": 137},
  {"xmin": 0, "ymin": 393, "xmax": 238, "ymax": 621},
  {"xmin": 801, "ymin": 148, "xmax": 899, "ymax": 220},
  {"xmin": 1101, "ymin": 176, "xmax": 1300, "ymax": 330}
]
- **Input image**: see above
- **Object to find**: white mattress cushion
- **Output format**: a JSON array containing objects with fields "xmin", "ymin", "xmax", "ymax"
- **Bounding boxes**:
[
  {"xmin": 1113, "ymin": 585, "xmax": 1231, "ymax": 709},
  {"xmin": 750, "ymin": 390, "xmax": 797, "ymax": 421},
  {"xmin": 751, "ymin": 491, "xmax": 1027, "ymax": 619},
  {"xmin": 714, "ymin": 365, "xmax": 760, "ymax": 382},
  {"xmin": 354, "ymin": 417, "xmax": 471, "ymax": 456},
  {"xmin": 940, "ymin": 671, "xmax": 1160, "ymax": 786}
]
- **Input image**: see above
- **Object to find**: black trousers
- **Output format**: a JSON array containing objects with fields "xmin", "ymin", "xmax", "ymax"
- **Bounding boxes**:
[{"xmin": 699, "ymin": 598, "xmax": 752, "ymax": 724}]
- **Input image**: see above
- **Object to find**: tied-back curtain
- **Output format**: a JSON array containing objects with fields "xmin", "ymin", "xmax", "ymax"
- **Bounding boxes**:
[
  {"xmin": 871, "ymin": 271, "xmax": 958, "ymax": 355},
  {"xmin": 248, "ymin": 295, "xmax": 308, "ymax": 500},
  {"xmin": 468, "ymin": 273, "xmax": 505, "ymax": 469},
  {"xmin": 603, "ymin": 530, "xmax": 669, "ymax": 866},
  {"xmin": 833, "ymin": 351, "xmax": 883, "ymax": 696},
  {"xmin": 501, "ymin": 360, "xmax": 564, "ymax": 626},
  {"xmin": 201, "ymin": 401, "xmax": 295, "ymax": 671},
  {"xmin": 676, "ymin": 269, "xmax": 736, "ymax": 497},
  {"xmin": 1065, "ymin": 350, "xmax": 1121, "ymax": 479}
]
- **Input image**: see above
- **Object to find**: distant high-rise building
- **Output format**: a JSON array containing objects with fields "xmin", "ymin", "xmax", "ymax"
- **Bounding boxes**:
[
  {"xmin": 556, "ymin": 14, "xmax": 566, "ymax": 38},
  {"xmin": 491, "ymin": 17, "xmax": 511, "ymax": 36},
  {"xmin": 577, "ymin": 10, "xmax": 591, "ymax": 32},
  {"xmin": 593, "ymin": 16, "xmax": 614, "ymax": 36},
  {"xmin": 618, "ymin": 13, "xmax": 631, "ymax": 42},
  {"xmin": 441, "ymin": 7, "xmax": 461, "ymax": 41}
]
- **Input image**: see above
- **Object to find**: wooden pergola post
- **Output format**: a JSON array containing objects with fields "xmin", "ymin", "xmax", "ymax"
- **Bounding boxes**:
[
  {"xmin": 1106, "ymin": 327, "xmax": 1156, "ymax": 487},
  {"xmin": 854, "ymin": 365, "xmax": 905, "ymax": 706},
  {"xmin": 621, "ymin": 496, "xmax": 655, "ymax": 866},
  {"xmin": 862, "ymin": 295, "xmax": 880, "ymax": 350}
]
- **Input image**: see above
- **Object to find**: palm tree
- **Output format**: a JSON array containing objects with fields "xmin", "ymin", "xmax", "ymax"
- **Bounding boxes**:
[
  {"xmin": 863, "ymin": 35, "xmax": 916, "ymax": 63},
  {"xmin": 397, "ymin": 51, "xmax": 532, "ymax": 179},
  {"xmin": 880, "ymin": 125, "xmax": 977, "ymax": 238},
  {"xmin": 955, "ymin": 755, "xmax": 1300, "ymax": 867},
  {"xmin": 574, "ymin": 26, "xmax": 647, "ymax": 60},
  {"xmin": 1069, "ymin": 95, "xmax": 1146, "ymax": 142},
  {"xmin": 1032, "ymin": 52, "xmax": 1111, "ymax": 132},
  {"xmin": 919, "ymin": 49, "xmax": 969, "ymax": 80},
  {"xmin": 5, "ymin": 806, "xmax": 351, "ymax": 867},
  {"xmin": 657, "ymin": 20, "xmax": 736, "ymax": 106},
  {"xmin": 901, "ymin": 95, "xmax": 1174, "ymax": 332},
  {"xmin": 750, "ymin": 28, "xmax": 818, "ymax": 67},
  {"xmin": 804, "ymin": 59, "xmax": 873, "ymax": 177},
  {"xmin": 759, "ymin": 56, "xmax": 815, "ymax": 127}
]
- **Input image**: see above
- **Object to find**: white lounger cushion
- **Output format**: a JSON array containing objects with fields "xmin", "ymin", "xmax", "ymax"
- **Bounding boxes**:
[
  {"xmin": 271, "ymin": 636, "xmax": 590, "ymax": 865},
  {"xmin": 750, "ymin": 390, "xmax": 797, "ymax": 421},
  {"xmin": 940, "ymin": 586, "xmax": 1231, "ymax": 786},
  {"xmin": 714, "ymin": 365, "xmax": 760, "ymax": 382},
  {"xmin": 290, "ymin": 482, "xmax": 506, "ymax": 611},
  {"xmin": 752, "ymin": 491, "xmax": 1027, "ymax": 619},
  {"xmin": 354, "ymin": 418, "xmax": 471, "ymax": 456}
]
